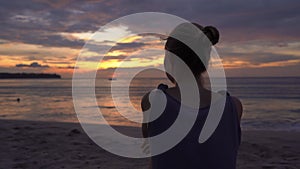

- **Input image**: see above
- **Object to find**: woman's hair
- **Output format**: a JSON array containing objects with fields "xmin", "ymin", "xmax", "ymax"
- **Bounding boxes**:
[{"xmin": 165, "ymin": 23, "xmax": 219, "ymax": 79}]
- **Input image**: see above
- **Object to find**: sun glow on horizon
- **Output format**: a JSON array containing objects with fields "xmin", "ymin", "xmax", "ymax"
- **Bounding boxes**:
[{"xmin": 1, "ymin": 27, "xmax": 299, "ymax": 78}]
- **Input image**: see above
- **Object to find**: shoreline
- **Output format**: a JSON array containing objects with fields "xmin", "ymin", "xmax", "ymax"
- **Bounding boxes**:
[{"xmin": 1, "ymin": 119, "xmax": 299, "ymax": 169}]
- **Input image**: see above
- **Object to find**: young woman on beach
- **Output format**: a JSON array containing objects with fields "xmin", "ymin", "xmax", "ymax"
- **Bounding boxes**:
[{"xmin": 141, "ymin": 22, "xmax": 243, "ymax": 169}]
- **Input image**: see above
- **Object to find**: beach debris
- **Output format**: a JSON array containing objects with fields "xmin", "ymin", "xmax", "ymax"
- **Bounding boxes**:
[
  {"xmin": 39, "ymin": 140, "xmax": 47, "ymax": 144},
  {"xmin": 67, "ymin": 128, "xmax": 81, "ymax": 136},
  {"xmin": 13, "ymin": 126, "xmax": 20, "ymax": 130}
]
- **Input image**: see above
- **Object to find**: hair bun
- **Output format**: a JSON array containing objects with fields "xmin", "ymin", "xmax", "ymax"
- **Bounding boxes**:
[{"xmin": 203, "ymin": 26, "xmax": 219, "ymax": 45}]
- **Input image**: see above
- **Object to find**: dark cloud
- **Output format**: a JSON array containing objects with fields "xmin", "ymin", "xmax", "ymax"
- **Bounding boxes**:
[
  {"xmin": 221, "ymin": 52, "xmax": 299, "ymax": 65},
  {"xmin": 84, "ymin": 43, "xmax": 112, "ymax": 53},
  {"xmin": 0, "ymin": 29, "xmax": 85, "ymax": 48},
  {"xmin": 16, "ymin": 62, "xmax": 50, "ymax": 68},
  {"xmin": 225, "ymin": 64, "xmax": 300, "ymax": 77},
  {"xmin": 247, "ymin": 54, "xmax": 298, "ymax": 64},
  {"xmin": 1, "ymin": 0, "xmax": 300, "ymax": 78},
  {"xmin": 84, "ymin": 41, "xmax": 148, "ymax": 56},
  {"xmin": 80, "ymin": 55, "xmax": 128, "ymax": 62},
  {"xmin": 45, "ymin": 61, "xmax": 73, "ymax": 64},
  {"xmin": 0, "ymin": 0, "xmax": 299, "ymax": 49},
  {"xmin": 102, "ymin": 55, "xmax": 128, "ymax": 61},
  {"xmin": 110, "ymin": 42, "xmax": 147, "ymax": 52},
  {"xmin": 57, "ymin": 66, "xmax": 79, "ymax": 69}
]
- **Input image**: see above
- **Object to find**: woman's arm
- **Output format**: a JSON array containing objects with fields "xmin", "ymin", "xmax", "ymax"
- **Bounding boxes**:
[
  {"xmin": 141, "ymin": 93, "xmax": 153, "ymax": 169},
  {"xmin": 141, "ymin": 92, "xmax": 150, "ymax": 137},
  {"xmin": 231, "ymin": 96, "xmax": 243, "ymax": 121}
]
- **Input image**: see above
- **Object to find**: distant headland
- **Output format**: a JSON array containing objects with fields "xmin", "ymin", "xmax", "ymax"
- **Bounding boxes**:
[{"xmin": 0, "ymin": 73, "xmax": 61, "ymax": 79}]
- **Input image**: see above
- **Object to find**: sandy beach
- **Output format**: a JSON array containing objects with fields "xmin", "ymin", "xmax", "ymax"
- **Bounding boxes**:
[{"xmin": 1, "ymin": 119, "xmax": 299, "ymax": 169}]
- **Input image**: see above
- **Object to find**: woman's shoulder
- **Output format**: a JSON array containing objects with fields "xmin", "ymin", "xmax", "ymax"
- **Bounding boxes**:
[
  {"xmin": 141, "ymin": 84, "xmax": 169, "ymax": 111},
  {"xmin": 229, "ymin": 96, "xmax": 243, "ymax": 121}
]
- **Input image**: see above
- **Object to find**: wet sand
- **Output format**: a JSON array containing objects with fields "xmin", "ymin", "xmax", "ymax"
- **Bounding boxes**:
[{"xmin": 0, "ymin": 119, "xmax": 299, "ymax": 169}]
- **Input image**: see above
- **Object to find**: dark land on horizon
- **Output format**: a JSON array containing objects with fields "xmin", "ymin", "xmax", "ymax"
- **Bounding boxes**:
[{"xmin": 0, "ymin": 73, "xmax": 61, "ymax": 79}]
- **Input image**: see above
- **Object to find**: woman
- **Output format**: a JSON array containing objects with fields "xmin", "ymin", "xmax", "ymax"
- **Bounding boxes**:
[{"xmin": 141, "ymin": 22, "xmax": 243, "ymax": 169}]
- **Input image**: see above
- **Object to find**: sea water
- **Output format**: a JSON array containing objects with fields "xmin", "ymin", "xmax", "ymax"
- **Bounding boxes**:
[{"xmin": 0, "ymin": 77, "xmax": 299, "ymax": 131}]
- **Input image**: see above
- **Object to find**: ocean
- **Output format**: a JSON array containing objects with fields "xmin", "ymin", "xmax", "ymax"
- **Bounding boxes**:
[{"xmin": 0, "ymin": 77, "xmax": 299, "ymax": 131}]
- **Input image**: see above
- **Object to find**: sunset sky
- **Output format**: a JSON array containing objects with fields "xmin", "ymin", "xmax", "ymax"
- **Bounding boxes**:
[{"xmin": 0, "ymin": 0, "xmax": 299, "ymax": 78}]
